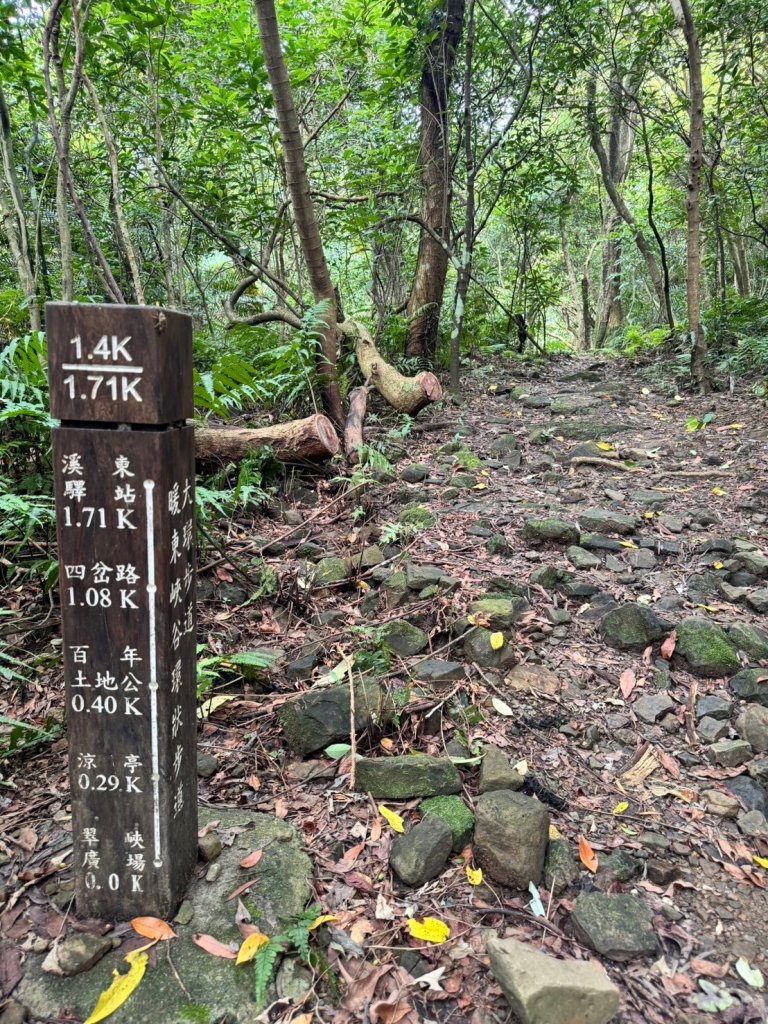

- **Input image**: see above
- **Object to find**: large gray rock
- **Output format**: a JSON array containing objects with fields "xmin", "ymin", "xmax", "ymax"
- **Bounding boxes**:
[
  {"xmin": 474, "ymin": 791, "xmax": 549, "ymax": 888},
  {"xmin": 279, "ymin": 679, "xmax": 382, "ymax": 756},
  {"xmin": 676, "ymin": 618, "xmax": 741, "ymax": 677},
  {"xmin": 736, "ymin": 704, "xmax": 768, "ymax": 753},
  {"xmin": 487, "ymin": 936, "xmax": 620, "ymax": 1024},
  {"xmin": 312, "ymin": 556, "xmax": 350, "ymax": 585},
  {"xmin": 523, "ymin": 519, "xmax": 580, "ymax": 546},
  {"xmin": 600, "ymin": 604, "xmax": 668, "ymax": 650},
  {"xmin": 405, "ymin": 562, "xmax": 446, "ymax": 590},
  {"xmin": 633, "ymin": 693, "xmax": 675, "ymax": 724},
  {"xmin": 571, "ymin": 893, "xmax": 658, "ymax": 961},
  {"xmin": 380, "ymin": 620, "xmax": 429, "ymax": 656},
  {"xmin": 550, "ymin": 394, "xmax": 602, "ymax": 415},
  {"xmin": 389, "ymin": 816, "xmax": 453, "ymax": 886},
  {"xmin": 578, "ymin": 508, "xmax": 636, "ymax": 535},
  {"xmin": 413, "ymin": 659, "xmax": 465, "ymax": 685},
  {"xmin": 17, "ymin": 809, "xmax": 312, "ymax": 1023},
  {"xmin": 355, "ymin": 756, "xmax": 462, "ymax": 799},
  {"xmin": 567, "ymin": 546, "xmax": 602, "ymax": 570}
]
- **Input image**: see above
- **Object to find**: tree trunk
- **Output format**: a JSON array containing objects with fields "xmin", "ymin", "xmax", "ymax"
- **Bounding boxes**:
[
  {"xmin": 254, "ymin": 0, "xmax": 344, "ymax": 427},
  {"xmin": 727, "ymin": 234, "xmax": 750, "ymax": 296},
  {"xmin": 405, "ymin": 0, "xmax": 466, "ymax": 362},
  {"xmin": 669, "ymin": 0, "xmax": 708, "ymax": 389},
  {"xmin": 344, "ymin": 386, "xmax": 369, "ymax": 464},
  {"xmin": 195, "ymin": 415, "xmax": 340, "ymax": 465},
  {"xmin": 343, "ymin": 320, "xmax": 442, "ymax": 413},
  {"xmin": 0, "ymin": 85, "xmax": 39, "ymax": 331}
]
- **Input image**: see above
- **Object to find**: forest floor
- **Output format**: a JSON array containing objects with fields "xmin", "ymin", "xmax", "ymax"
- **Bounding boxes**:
[{"xmin": 2, "ymin": 351, "xmax": 768, "ymax": 1024}]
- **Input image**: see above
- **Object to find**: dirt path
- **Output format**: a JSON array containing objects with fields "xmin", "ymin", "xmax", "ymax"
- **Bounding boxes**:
[{"xmin": 2, "ymin": 354, "xmax": 768, "ymax": 1023}]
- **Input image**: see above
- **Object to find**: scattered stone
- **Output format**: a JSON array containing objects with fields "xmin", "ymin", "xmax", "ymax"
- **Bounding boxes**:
[
  {"xmin": 567, "ymin": 546, "xmax": 601, "ymax": 569},
  {"xmin": 520, "ymin": 393, "xmax": 552, "ymax": 409},
  {"xmin": 560, "ymin": 578, "xmax": 601, "ymax": 598},
  {"xmin": 358, "ymin": 545, "xmax": 385, "ymax": 568},
  {"xmin": 294, "ymin": 541, "xmax": 325, "ymax": 560},
  {"xmin": 550, "ymin": 394, "xmax": 601, "ymax": 414},
  {"xmin": 413, "ymin": 659, "xmax": 464, "ymax": 685},
  {"xmin": 695, "ymin": 695, "xmax": 732, "ymax": 721},
  {"xmin": 598, "ymin": 850, "xmax": 641, "ymax": 885},
  {"xmin": 198, "ymin": 832, "xmax": 223, "ymax": 863},
  {"xmin": 522, "ymin": 518, "xmax": 580, "ymax": 545},
  {"xmin": 697, "ymin": 717, "xmax": 730, "ymax": 744},
  {"xmin": 747, "ymin": 759, "xmax": 768, "ymax": 783},
  {"xmin": 544, "ymin": 606, "xmax": 571, "ymax": 625},
  {"xmin": 487, "ymin": 936, "xmax": 620, "ymax": 1024},
  {"xmin": 0, "ymin": 1002, "xmax": 27, "ymax": 1024},
  {"xmin": 729, "ymin": 623, "xmax": 768, "ymax": 661},
  {"xmin": 286, "ymin": 653, "xmax": 319, "ymax": 682},
  {"xmin": 646, "ymin": 860, "xmax": 680, "ymax": 886},
  {"xmin": 380, "ymin": 620, "xmax": 429, "ymax": 656},
  {"xmin": 738, "ymin": 809, "xmax": 768, "ymax": 835},
  {"xmin": 746, "ymin": 589, "xmax": 768, "ymax": 613},
  {"xmin": 355, "ymin": 756, "xmax": 462, "ymax": 799},
  {"xmin": 488, "ymin": 434, "xmax": 520, "ymax": 455},
  {"xmin": 659, "ymin": 515, "xmax": 685, "ymax": 533},
  {"xmin": 629, "ymin": 489, "xmax": 674, "ymax": 507},
  {"xmin": 549, "ymin": 419, "xmax": 631, "ymax": 440},
  {"xmin": 580, "ymin": 533, "xmax": 624, "ymax": 552},
  {"xmin": 702, "ymin": 790, "xmax": 741, "ymax": 818},
  {"xmin": 626, "ymin": 548, "xmax": 657, "ymax": 569},
  {"xmin": 474, "ymin": 791, "xmax": 550, "ymax": 888},
  {"xmin": 578, "ymin": 508, "xmax": 636, "ymax": 535},
  {"xmin": 708, "ymin": 739, "xmax": 753, "ymax": 767},
  {"xmin": 507, "ymin": 663, "xmax": 562, "ymax": 695},
  {"xmin": 600, "ymin": 604, "xmax": 668, "ymax": 650},
  {"xmin": 42, "ymin": 934, "xmax": 113, "ymax": 977},
  {"xmin": 312, "ymin": 556, "xmax": 349, "ymax": 585},
  {"xmin": 724, "ymin": 775, "xmax": 768, "ymax": 816},
  {"xmin": 197, "ymin": 751, "xmax": 219, "ymax": 778},
  {"xmin": 389, "ymin": 816, "xmax": 453, "ymax": 886},
  {"xmin": 633, "ymin": 693, "xmax": 675, "ymax": 724},
  {"xmin": 570, "ymin": 893, "xmax": 658, "ymax": 961},
  {"xmin": 530, "ymin": 565, "xmax": 565, "ymax": 589},
  {"xmin": 420, "ymin": 795, "xmax": 475, "ymax": 852},
  {"xmin": 463, "ymin": 628, "xmax": 515, "ymax": 669},
  {"xmin": 729, "ymin": 667, "xmax": 768, "ymax": 706},
  {"xmin": 675, "ymin": 618, "xmax": 741, "ymax": 677},
  {"xmin": 736, "ymin": 705, "xmax": 768, "ymax": 753},
  {"xmin": 447, "ymin": 473, "xmax": 477, "ymax": 488},
  {"xmin": 736, "ymin": 550, "xmax": 768, "ymax": 577},
  {"xmin": 400, "ymin": 463, "xmax": 430, "ymax": 483},
  {"xmin": 469, "ymin": 596, "xmax": 529, "ymax": 629},
  {"xmin": 399, "ymin": 504, "xmax": 437, "ymax": 530},
  {"xmin": 691, "ymin": 507, "xmax": 721, "ymax": 526},
  {"xmin": 279, "ymin": 679, "xmax": 382, "ymax": 756},
  {"xmin": 174, "ymin": 900, "xmax": 194, "ymax": 926},
  {"xmin": 486, "ymin": 534, "xmax": 513, "ymax": 555},
  {"xmin": 405, "ymin": 563, "xmax": 445, "ymax": 590},
  {"xmin": 275, "ymin": 959, "xmax": 313, "ymax": 1003},
  {"xmin": 479, "ymin": 745, "xmax": 524, "ymax": 793},
  {"xmin": 544, "ymin": 839, "xmax": 580, "ymax": 895}
]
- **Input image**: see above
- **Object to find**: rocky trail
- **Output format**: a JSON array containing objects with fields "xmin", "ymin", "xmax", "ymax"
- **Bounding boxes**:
[{"xmin": 2, "ymin": 353, "xmax": 768, "ymax": 1024}]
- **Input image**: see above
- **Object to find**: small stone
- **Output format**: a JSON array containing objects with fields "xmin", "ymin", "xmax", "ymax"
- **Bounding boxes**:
[
  {"xmin": 463, "ymin": 628, "xmax": 516, "ymax": 669},
  {"xmin": 746, "ymin": 589, "xmax": 768, "ymax": 613},
  {"xmin": 736, "ymin": 550, "xmax": 768, "ymax": 576},
  {"xmin": 567, "ymin": 546, "xmax": 601, "ymax": 570},
  {"xmin": 736, "ymin": 705, "xmax": 768, "ymax": 753},
  {"xmin": 42, "ymin": 934, "xmax": 113, "ymax": 977},
  {"xmin": 401, "ymin": 463, "xmax": 430, "ymax": 483},
  {"xmin": 279, "ymin": 679, "xmax": 382, "ymax": 756},
  {"xmin": 174, "ymin": 899, "xmax": 194, "ymax": 926},
  {"xmin": 659, "ymin": 515, "xmax": 685, "ymax": 533},
  {"xmin": 729, "ymin": 668, "xmax": 768, "ymax": 706},
  {"xmin": 474, "ymin": 791, "xmax": 549, "ymax": 888},
  {"xmin": 570, "ymin": 893, "xmax": 657, "ymax": 961},
  {"xmin": 748, "ymin": 759, "xmax": 768, "ymax": 783},
  {"xmin": 488, "ymin": 434, "xmax": 520, "ymax": 455},
  {"xmin": 600, "ymin": 604, "xmax": 668, "ymax": 650},
  {"xmin": 205, "ymin": 862, "xmax": 221, "ymax": 882},
  {"xmin": 420, "ymin": 795, "xmax": 475, "ymax": 852},
  {"xmin": 626, "ymin": 548, "xmax": 656, "ymax": 569},
  {"xmin": 729, "ymin": 623, "xmax": 768, "ymax": 661},
  {"xmin": 581, "ymin": 534, "xmax": 625, "ymax": 552},
  {"xmin": 578, "ymin": 508, "xmax": 636, "ymax": 535},
  {"xmin": 697, "ymin": 716, "xmax": 730, "ymax": 744},
  {"xmin": 479, "ymin": 745, "xmax": 524, "ymax": 793},
  {"xmin": 312, "ymin": 556, "xmax": 349, "ymax": 585},
  {"xmin": 399, "ymin": 504, "xmax": 437, "ymax": 530},
  {"xmin": 695, "ymin": 695, "xmax": 732, "ymax": 721},
  {"xmin": 646, "ymin": 860, "xmax": 680, "ymax": 886},
  {"xmin": 702, "ymin": 790, "xmax": 740, "ymax": 818},
  {"xmin": 380, "ymin": 620, "xmax": 429, "ymax": 656},
  {"xmin": 286, "ymin": 653, "xmax": 319, "ymax": 682},
  {"xmin": 599, "ymin": 850, "xmax": 640, "ymax": 884},
  {"xmin": 355, "ymin": 756, "xmax": 462, "ymax": 799},
  {"xmin": 522, "ymin": 518, "xmax": 580, "ymax": 545},
  {"xmin": 0, "ymin": 1001, "xmax": 27, "ymax": 1024},
  {"xmin": 675, "ymin": 618, "xmax": 741, "ymax": 677},
  {"xmin": 469, "ymin": 596, "xmax": 529, "ymax": 629},
  {"xmin": 196, "ymin": 752, "xmax": 219, "ymax": 778},
  {"xmin": 198, "ymin": 833, "xmax": 223, "ymax": 863},
  {"xmin": 633, "ymin": 693, "xmax": 675, "ymax": 724},
  {"xmin": 544, "ymin": 839, "xmax": 580, "ymax": 895},
  {"xmin": 487, "ymin": 534, "xmax": 513, "ymax": 555},
  {"xmin": 550, "ymin": 394, "xmax": 601, "ymax": 414},
  {"xmin": 630, "ymin": 489, "xmax": 674, "ymax": 507},
  {"xmin": 738, "ymin": 810, "xmax": 768, "ymax": 836},
  {"xmin": 359, "ymin": 545, "xmax": 385, "ymax": 568},
  {"xmin": 413, "ymin": 659, "xmax": 465, "ymax": 685},
  {"xmin": 544, "ymin": 607, "xmax": 571, "ymax": 625},
  {"xmin": 487, "ymin": 936, "xmax": 620, "ymax": 1024},
  {"xmin": 724, "ymin": 775, "xmax": 768, "ymax": 816},
  {"xmin": 390, "ymin": 816, "xmax": 453, "ymax": 886},
  {"xmin": 708, "ymin": 739, "xmax": 753, "ymax": 767},
  {"xmin": 507, "ymin": 664, "xmax": 562, "ymax": 695},
  {"xmin": 405, "ymin": 562, "xmax": 445, "ymax": 590}
]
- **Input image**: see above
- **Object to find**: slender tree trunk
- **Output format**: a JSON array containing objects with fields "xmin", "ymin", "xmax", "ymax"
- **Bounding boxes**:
[
  {"xmin": 254, "ymin": 0, "xmax": 343, "ymax": 426},
  {"xmin": 0, "ymin": 85, "xmax": 39, "ymax": 331},
  {"xmin": 405, "ymin": 0, "xmax": 466, "ymax": 363},
  {"xmin": 669, "ymin": 0, "xmax": 708, "ymax": 389},
  {"xmin": 727, "ymin": 234, "xmax": 750, "ymax": 296}
]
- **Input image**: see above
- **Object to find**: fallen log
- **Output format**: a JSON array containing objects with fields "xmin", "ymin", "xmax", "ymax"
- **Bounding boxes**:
[
  {"xmin": 344, "ymin": 385, "xmax": 369, "ymax": 464},
  {"xmin": 195, "ymin": 414, "xmax": 340, "ymax": 464},
  {"xmin": 340, "ymin": 320, "xmax": 443, "ymax": 414}
]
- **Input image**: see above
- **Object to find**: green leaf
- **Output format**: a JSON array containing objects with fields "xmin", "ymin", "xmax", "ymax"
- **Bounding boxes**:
[{"xmin": 324, "ymin": 743, "xmax": 352, "ymax": 760}]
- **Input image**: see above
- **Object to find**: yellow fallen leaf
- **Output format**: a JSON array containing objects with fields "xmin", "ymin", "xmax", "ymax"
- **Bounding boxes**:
[
  {"xmin": 408, "ymin": 918, "xmax": 450, "ymax": 944},
  {"xmin": 753, "ymin": 856, "xmax": 768, "ymax": 870},
  {"xmin": 613, "ymin": 802, "xmax": 629, "ymax": 816},
  {"xmin": 618, "ymin": 540, "xmax": 637, "ymax": 548},
  {"xmin": 711, "ymin": 487, "xmax": 726, "ymax": 497},
  {"xmin": 355, "ymin": 580, "xmax": 371, "ymax": 592},
  {"xmin": 84, "ymin": 950, "xmax": 148, "ymax": 1024},
  {"xmin": 717, "ymin": 423, "xmax": 744, "ymax": 431},
  {"xmin": 597, "ymin": 441, "xmax": 614, "ymax": 451},
  {"xmin": 488, "ymin": 384, "xmax": 498, "ymax": 392},
  {"xmin": 235, "ymin": 931, "xmax": 269, "ymax": 965},
  {"xmin": 379, "ymin": 804, "xmax": 405, "ymax": 833},
  {"xmin": 548, "ymin": 824, "xmax": 563, "ymax": 841},
  {"xmin": 309, "ymin": 914, "xmax": 337, "ymax": 932},
  {"xmin": 465, "ymin": 865, "xmax": 483, "ymax": 886},
  {"xmin": 643, "ymin": 511, "xmax": 655, "ymax": 519},
  {"xmin": 513, "ymin": 758, "xmax": 528, "ymax": 776},
  {"xmin": 489, "ymin": 632, "xmax": 504, "ymax": 650},
  {"xmin": 713, "ymin": 562, "xmax": 724, "ymax": 570},
  {"xmin": 466, "ymin": 614, "xmax": 476, "ymax": 626},
  {"xmin": 473, "ymin": 483, "xmax": 487, "ymax": 490}
]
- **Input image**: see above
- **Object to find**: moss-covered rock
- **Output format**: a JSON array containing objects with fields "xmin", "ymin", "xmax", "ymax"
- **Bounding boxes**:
[
  {"xmin": 279, "ymin": 679, "xmax": 382, "ymax": 756},
  {"xmin": 522, "ymin": 518, "xmax": 580, "ymax": 545},
  {"xmin": 486, "ymin": 534, "xmax": 513, "ymax": 555},
  {"xmin": 728, "ymin": 623, "xmax": 768, "ymax": 662},
  {"xmin": 355, "ymin": 755, "xmax": 462, "ymax": 798},
  {"xmin": 399, "ymin": 503, "xmax": 437, "ymax": 530},
  {"xmin": 469, "ymin": 596, "xmax": 529, "ymax": 630},
  {"xmin": 600, "ymin": 604, "xmax": 668, "ymax": 650},
  {"xmin": 312, "ymin": 556, "xmax": 349, "ymax": 585},
  {"xmin": 676, "ymin": 618, "xmax": 741, "ymax": 677},
  {"xmin": 420, "ymin": 795, "xmax": 475, "ymax": 852},
  {"xmin": 729, "ymin": 668, "xmax": 768, "ymax": 706},
  {"xmin": 544, "ymin": 839, "xmax": 579, "ymax": 895},
  {"xmin": 380, "ymin": 620, "xmax": 429, "ymax": 656},
  {"xmin": 463, "ymin": 627, "xmax": 516, "ymax": 669}
]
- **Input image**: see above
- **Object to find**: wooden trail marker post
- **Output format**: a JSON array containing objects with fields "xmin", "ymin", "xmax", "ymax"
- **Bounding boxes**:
[{"xmin": 48, "ymin": 302, "xmax": 198, "ymax": 919}]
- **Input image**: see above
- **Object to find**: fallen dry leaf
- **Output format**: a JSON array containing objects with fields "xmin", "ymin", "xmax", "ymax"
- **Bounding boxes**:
[
  {"xmin": 238, "ymin": 850, "xmax": 263, "ymax": 869},
  {"xmin": 578, "ymin": 835, "xmax": 599, "ymax": 873},
  {"xmin": 619, "ymin": 669, "xmax": 636, "ymax": 700},
  {"xmin": 660, "ymin": 631, "xmax": 677, "ymax": 660},
  {"xmin": 192, "ymin": 934, "xmax": 237, "ymax": 959}
]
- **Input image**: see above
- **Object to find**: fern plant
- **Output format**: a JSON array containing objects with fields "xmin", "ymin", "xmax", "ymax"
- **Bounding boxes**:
[{"xmin": 252, "ymin": 905, "xmax": 323, "ymax": 1008}]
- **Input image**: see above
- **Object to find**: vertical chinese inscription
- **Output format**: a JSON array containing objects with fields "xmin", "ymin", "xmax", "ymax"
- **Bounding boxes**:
[{"xmin": 49, "ymin": 303, "xmax": 197, "ymax": 919}]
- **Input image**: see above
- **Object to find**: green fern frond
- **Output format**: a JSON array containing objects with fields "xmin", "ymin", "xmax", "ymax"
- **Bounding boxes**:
[{"xmin": 253, "ymin": 937, "xmax": 285, "ymax": 1008}]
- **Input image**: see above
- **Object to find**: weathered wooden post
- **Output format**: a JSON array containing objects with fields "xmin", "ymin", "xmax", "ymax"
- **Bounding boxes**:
[{"xmin": 48, "ymin": 302, "xmax": 198, "ymax": 919}]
